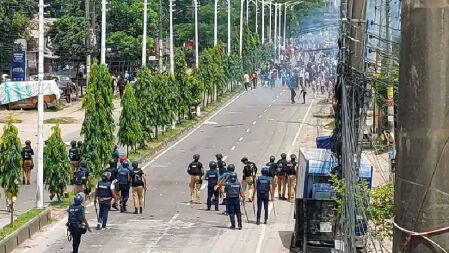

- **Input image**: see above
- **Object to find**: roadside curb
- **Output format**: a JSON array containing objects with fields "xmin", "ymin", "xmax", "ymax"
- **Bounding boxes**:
[
  {"xmin": 136, "ymin": 89, "xmax": 245, "ymax": 168},
  {"xmin": 0, "ymin": 208, "xmax": 51, "ymax": 253}
]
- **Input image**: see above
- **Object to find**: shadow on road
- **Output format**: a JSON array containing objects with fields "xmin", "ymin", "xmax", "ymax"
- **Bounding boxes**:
[{"xmin": 278, "ymin": 231, "xmax": 293, "ymax": 250}]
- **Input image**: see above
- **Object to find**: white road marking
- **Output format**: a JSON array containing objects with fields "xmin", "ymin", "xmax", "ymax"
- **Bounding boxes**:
[
  {"xmin": 231, "ymin": 146, "xmax": 236, "ymax": 150},
  {"xmin": 268, "ymin": 104, "xmax": 272, "ymax": 107},
  {"xmin": 252, "ymin": 121, "xmax": 257, "ymax": 125},
  {"xmin": 142, "ymin": 91, "xmax": 245, "ymax": 170},
  {"xmin": 276, "ymin": 95, "xmax": 279, "ymax": 98},
  {"xmin": 291, "ymin": 99, "xmax": 314, "ymax": 146},
  {"xmin": 146, "ymin": 213, "xmax": 179, "ymax": 252},
  {"xmin": 239, "ymin": 137, "xmax": 244, "ymax": 142},
  {"xmin": 258, "ymin": 115, "xmax": 262, "ymax": 119},
  {"xmin": 255, "ymin": 202, "xmax": 274, "ymax": 253},
  {"xmin": 201, "ymin": 183, "xmax": 207, "ymax": 190},
  {"xmin": 204, "ymin": 121, "xmax": 218, "ymax": 125},
  {"xmin": 246, "ymin": 128, "xmax": 251, "ymax": 133},
  {"xmin": 272, "ymin": 99, "xmax": 276, "ymax": 102},
  {"xmin": 263, "ymin": 109, "xmax": 267, "ymax": 113},
  {"xmin": 223, "ymin": 155, "xmax": 228, "ymax": 161}
]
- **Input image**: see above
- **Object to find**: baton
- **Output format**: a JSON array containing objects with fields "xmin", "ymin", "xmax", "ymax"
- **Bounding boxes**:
[
  {"xmin": 272, "ymin": 200, "xmax": 277, "ymax": 216},
  {"xmin": 144, "ymin": 188, "xmax": 146, "ymax": 209},
  {"xmin": 252, "ymin": 198, "xmax": 256, "ymax": 217},
  {"xmin": 242, "ymin": 202, "xmax": 250, "ymax": 223},
  {"xmin": 94, "ymin": 200, "xmax": 98, "ymax": 221}
]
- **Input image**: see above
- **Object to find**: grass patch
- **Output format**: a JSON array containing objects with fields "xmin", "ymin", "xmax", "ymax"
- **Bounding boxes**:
[
  {"xmin": 44, "ymin": 117, "xmax": 77, "ymax": 124},
  {"xmin": 325, "ymin": 120, "xmax": 335, "ymax": 131},
  {"xmin": 0, "ymin": 209, "xmax": 43, "ymax": 241},
  {"xmin": 0, "ymin": 118, "xmax": 23, "ymax": 123},
  {"xmin": 313, "ymin": 114, "xmax": 334, "ymax": 119}
]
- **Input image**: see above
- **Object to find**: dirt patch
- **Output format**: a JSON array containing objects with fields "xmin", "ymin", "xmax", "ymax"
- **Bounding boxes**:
[
  {"xmin": 0, "ymin": 118, "xmax": 23, "ymax": 123},
  {"xmin": 44, "ymin": 117, "xmax": 77, "ymax": 124}
]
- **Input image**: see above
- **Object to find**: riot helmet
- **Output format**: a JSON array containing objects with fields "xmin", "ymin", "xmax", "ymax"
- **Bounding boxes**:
[
  {"xmin": 261, "ymin": 167, "xmax": 269, "ymax": 176},
  {"xmin": 229, "ymin": 172, "xmax": 238, "ymax": 182},
  {"xmin": 216, "ymin": 153, "xmax": 223, "ymax": 160},
  {"xmin": 70, "ymin": 141, "xmax": 77, "ymax": 148},
  {"xmin": 209, "ymin": 161, "xmax": 217, "ymax": 170},
  {"xmin": 281, "ymin": 153, "xmax": 287, "ymax": 159},
  {"xmin": 74, "ymin": 193, "xmax": 84, "ymax": 205},
  {"xmin": 269, "ymin": 155, "xmax": 275, "ymax": 162},
  {"xmin": 193, "ymin": 154, "xmax": 200, "ymax": 161},
  {"xmin": 227, "ymin": 164, "xmax": 235, "ymax": 172},
  {"xmin": 132, "ymin": 161, "xmax": 139, "ymax": 168}
]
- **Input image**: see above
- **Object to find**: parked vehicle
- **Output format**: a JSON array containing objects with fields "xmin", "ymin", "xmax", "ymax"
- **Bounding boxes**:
[{"xmin": 0, "ymin": 80, "xmax": 61, "ymax": 110}]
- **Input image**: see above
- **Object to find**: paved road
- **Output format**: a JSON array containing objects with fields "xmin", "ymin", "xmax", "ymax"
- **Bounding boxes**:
[{"xmin": 14, "ymin": 84, "xmax": 315, "ymax": 253}]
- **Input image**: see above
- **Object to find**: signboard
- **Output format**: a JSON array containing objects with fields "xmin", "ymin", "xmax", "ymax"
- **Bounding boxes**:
[{"xmin": 11, "ymin": 51, "xmax": 26, "ymax": 81}]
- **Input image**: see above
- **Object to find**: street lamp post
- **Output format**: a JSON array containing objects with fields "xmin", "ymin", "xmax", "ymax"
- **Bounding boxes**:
[
  {"xmin": 227, "ymin": 0, "xmax": 231, "ymax": 55},
  {"xmin": 214, "ymin": 0, "xmax": 218, "ymax": 46},
  {"xmin": 37, "ymin": 0, "xmax": 44, "ymax": 210},
  {"xmin": 261, "ymin": 0, "xmax": 265, "ymax": 44},
  {"xmin": 142, "ymin": 0, "xmax": 148, "ymax": 67},
  {"xmin": 283, "ymin": 3, "xmax": 287, "ymax": 49},
  {"xmin": 255, "ymin": 0, "xmax": 258, "ymax": 35},
  {"xmin": 274, "ymin": 3, "xmax": 277, "ymax": 53},
  {"xmin": 269, "ymin": 2, "xmax": 272, "ymax": 43},
  {"xmin": 239, "ymin": 0, "xmax": 244, "ymax": 56},
  {"xmin": 169, "ymin": 0, "xmax": 174, "ymax": 74},
  {"xmin": 194, "ymin": 0, "xmax": 199, "ymax": 67},
  {"xmin": 278, "ymin": 2, "xmax": 281, "ymax": 59},
  {"xmin": 100, "ymin": 0, "xmax": 107, "ymax": 64}
]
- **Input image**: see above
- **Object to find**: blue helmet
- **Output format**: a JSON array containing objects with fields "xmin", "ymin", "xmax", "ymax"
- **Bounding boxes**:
[
  {"xmin": 228, "ymin": 172, "xmax": 237, "ymax": 182},
  {"xmin": 227, "ymin": 164, "xmax": 235, "ymax": 172},
  {"xmin": 209, "ymin": 161, "xmax": 217, "ymax": 170},
  {"xmin": 261, "ymin": 167, "xmax": 269, "ymax": 176},
  {"xmin": 122, "ymin": 161, "xmax": 129, "ymax": 168},
  {"xmin": 74, "ymin": 193, "xmax": 84, "ymax": 205}
]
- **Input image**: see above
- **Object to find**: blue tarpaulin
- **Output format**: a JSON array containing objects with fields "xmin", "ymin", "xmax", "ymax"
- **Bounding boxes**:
[{"xmin": 316, "ymin": 136, "xmax": 333, "ymax": 149}]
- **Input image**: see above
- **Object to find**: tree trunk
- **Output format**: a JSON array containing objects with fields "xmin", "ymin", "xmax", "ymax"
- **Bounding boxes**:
[
  {"xmin": 155, "ymin": 126, "xmax": 158, "ymax": 139},
  {"xmin": 126, "ymin": 145, "xmax": 129, "ymax": 157},
  {"xmin": 10, "ymin": 202, "xmax": 13, "ymax": 225}
]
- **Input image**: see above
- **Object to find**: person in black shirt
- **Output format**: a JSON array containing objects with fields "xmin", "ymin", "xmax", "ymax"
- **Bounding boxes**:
[
  {"xmin": 130, "ymin": 161, "xmax": 147, "ymax": 214},
  {"xmin": 241, "ymin": 157, "xmax": 258, "ymax": 202},
  {"xmin": 187, "ymin": 154, "xmax": 204, "ymax": 203},
  {"xmin": 22, "ymin": 140, "xmax": 34, "ymax": 185}
]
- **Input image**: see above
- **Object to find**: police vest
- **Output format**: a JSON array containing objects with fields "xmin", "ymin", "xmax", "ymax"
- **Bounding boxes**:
[
  {"xmin": 243, "ymin": 163, "xmax": 255, "ymax": 177},
  {"xmin": 277, "ymin": 159, "xmax": 288, "ymax": 174},
  {"xmin": 189, "ymin": 161, "xmax": 201, "ymax": 175},
  {"xmin": 266, "ymin": 162, "xmax": 278, "ymax": 177},
  {"xmin": 23, "ymin": 148, "xmax": 32, "ymax": 160},
  {"xmin": 217, "ymin": 161, "xmax": 227, "ymax": 175},
  {"xmin": 132, "ymin": 169, "xmax": 144, "ymax": 186},
  {"xmin": 226, "ymin": 182, "xmax": 241, "ymax": 198},
  {"xmin": 207, "ymin": 170, "xmax": 219, "ymax": 186},
  {"xmin": 97, "ymin": 181, "xmax": 112, "ymax": 199},
  {"xmin": 257, "ymin": 177, "xmax": 270, "ymax": 194},
  {"xmin": 69, "ymin": 148, "xmax": 80, "ymax": 161},
  {"xmin": 286, "ymin": 161, "xmax": 294, "ymax": 174},
  {"xmin": 73, "ymin": 169, "xmax": 87, "ymax": 185},
  {"xmin": 118, "ymin": 168, "xmax": 129, "ymax": 184},
  {"xmin": 68, "ymin": 204, "xmax": 83, "ymax": 225}
]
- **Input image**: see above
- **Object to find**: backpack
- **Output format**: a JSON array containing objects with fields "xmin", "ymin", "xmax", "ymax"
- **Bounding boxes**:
[{"xmin": 73, "ymin": 169, "xmax": 86, "ymax": 185}]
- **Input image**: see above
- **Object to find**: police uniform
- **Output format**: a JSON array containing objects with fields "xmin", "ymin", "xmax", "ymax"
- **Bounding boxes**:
[
  {"xmin": 117, "ymin": 165, "xmax": 131, "ymax": 212},
  {"xmin": 21, "ymin": 146, "xmax": 34, "ymax": 184},
  {"xmin": 286, "ymin": 159, "xmax": 298, "ymax": 203},
  {"xmin": 96, "ymin": 180, "xmax": 113, "ymax": 228},
  {"xmin": 187, "ymin": 160, "xmax": 203, "ymax": 203},
  {"xmin": 276, "ymin": 158, "xmax": 288, "ymax": 199},
  {"xmin": 131, "ymin": 167, "xmax": 145, "ymax": 213},
  {"xmin": 68, "ymin": 146, "xmax": 80, "ymax": 173},
  {"xmin": 225, "ymin": 179, "xmax": 243, "ymax": 229},
  {"xmin": 242, "ymin": 161, "xmax": 258, "ymax": 202},
  {"xmin": 217, "ymin": 159, "xmax": 227, "ymax": 203},
  {"xmin": 204, "ymin": 169, "xmax": 220, "ymax": 210},
  {"xmin": 256, "ymin": 175, "xmax": 272, "ymax": 224},
  {"xmin": 73, "ymin": 167, "xmax": 89, "ymax": 195},
  {"xmin": 68, "ymin": 203, "xmax": 86, "ymax": 253},
  {"xmin": 266, "ymin": 161, "xmax": 278, "ymax": 198}
]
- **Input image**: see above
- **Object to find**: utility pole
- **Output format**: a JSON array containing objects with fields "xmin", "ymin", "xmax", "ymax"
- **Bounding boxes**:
[
  {"xmin": 277, "ymin": 3, "xmax": 281, "ymax": 60},
  {"xmin": 274, "ymin": 3, "xmax": 277, "ymax": 55},
  {"xmin": 214, "ymin": 0, "xmax": 218, "ymax": 46},
  {"xmin": 227, "ymin": 0, "xmax": 231, "ymax": 55},
  {"xmin": 37, "ymin": 0, "xmax": 44, "ymax": 210},
  {"xmin": 261, "ymin": 0, "xmax": 265, "ymax": 44},
  {"xmin": 283, "ymin": 3, "xmax": 286, "ymax": 49},
  {"xmin": 239, "ymin": 0, "xmax": 244, "ymax": 56},
  {"xmin": 194, "ymin": 0, "xmax": 199, "ymax": 66},
  {"xmin": 158, "ymin": 0, "xmax": 163, "ymax": 72},
  {"xmin": 142, "ymin": 0, "xmax": 148, "ymax": 67},
  {"xmin": 100, "ymin": 0, "xmax": 106, "ymax": 65},
  {"xmin": 169, "ymin": 0, "xmax": 174, "ymax": 74},
  {"xmin": 85, "ymin": 0, "xmax": 91, "ymax": 86},
  {"xmin": 255, "ymin": 0, "xmax": 258, "ymax": 35},
  {"xmin": 394, "ymin": 1, "xmax": 449, "ymax": 252},
  {"xmin": 385, "ymin": 0, "xmax": 395, "ymax": 179},
  {"xmin": 268, "ymin": 3, "xmax": 271, "ymax": 43},
  {"xmin": 246, "ymin": 0, "xmax": 249, "ymax": 23}
]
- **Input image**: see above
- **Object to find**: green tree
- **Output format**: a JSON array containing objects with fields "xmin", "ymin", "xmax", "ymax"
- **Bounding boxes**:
[
  {"xmin": 152, "ymin": 73, "xmax": 174, "ymax": 137},
  {"xmin": 0, "ymin": 116, "xmax": 23, "ymax": 224},
  {"xmin": 81, "ymin": 61, "xmax": 115, "ymax": 177},
  {"xmin": 134, "ymin": 68, "xmax": 156, "ymax": 142},
  {"xmin": 175, "ymin": 48, "xmax": 194, "ymax": 119},
  {"xmin": 118, "ymin": 84, "xmax": 143, "ymax": 155},
  {"xmin": 44, "ymin": 124, "xmax": 71, "ymax": 201}
]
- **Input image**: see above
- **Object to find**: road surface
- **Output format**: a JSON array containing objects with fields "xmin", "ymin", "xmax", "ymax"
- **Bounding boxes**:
[{"xmin": 14, "ymin": 84, "xmax": 316, "ymax": 253}]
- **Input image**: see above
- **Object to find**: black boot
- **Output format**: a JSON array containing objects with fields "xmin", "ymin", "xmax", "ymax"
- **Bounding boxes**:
[
  {"xmin": 139, "ymin": 207, "xmax": 143, "ymax": 214},
  {"xmin": 256, "ymin": 220, "xmax": 260, "ymax": 225},
  {"xmin": 237, "ymin": 214, "xmax": 242, "ymax": 230},
  {"xmin": 264, "ymin": 219, "xmax": 267, "ymax": 224},
  {"xmin": 134, "ymin": 208, "xmax": 138, "ymax": 214},
  {"xmin": 229, "ymin": 215, "xmax": 236, "ymax": 229},
  {"xmin": 22, "ymin": 177, "xmax": 25, "ymax": 185},
  {"xmin": 120, "ymin": 205, "xmax": 124, "ymax": 213}
]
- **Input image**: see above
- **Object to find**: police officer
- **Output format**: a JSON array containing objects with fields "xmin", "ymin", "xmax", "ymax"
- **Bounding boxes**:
[
  {"xmin": 224, "ymin": 172, "xmax": 244, "ymax": 230},
  {"xmin": 287, "ymin": 154, "xmax": 298, "ymax": 203},
  {"xmin": 94, "ymin": 172, "xmax": 117, "ymax": 230},
  {"xmin": 104, "ymin": 159, "xmax": 119, "ymax": 210},
  {"xmin": 67, "ymin": 193, "xmax": 91, "ymax": 253},
  {"xmin": 22, "ymin": 140, "xmax": 34, "ymax": 185},
  {"xmin": 113, "ymin": 145, "xmax": 120, "ymax": 163},
  {"xmin": 204, "ymin": 161, "xmax": 220, "ymax": 211},
  {"xmin": 266, "ymin": 155, "xmax": 278, "ymax": 198},
  {"xmin": 77, "ymin": 141, "xmax": 84, "ymax": 160},
  {"xmin": 216, "ymin": 164, "xmax": 236, "ymax": 215},
  {"xmin": 131, "ymin": 161, "xmax": 147, "ymax": 214},
  {"xmin": 187, "ymin": 154, "xmax": 204, "ymax": 204},
  {"xmin": 276, "ymin": 153, "xmax": 288, "ymax": 200},
  {"xmin": 68, "ymin": 141, "xmax": 80, "ymax": 173},
  {"xmin": 117, "ymin": 161, "xmax": 131, "ymax": 212},
  {"xmin": 73, "ymin": 160, "xmax": 91, "ymax": 196},
  {"xmin": 241, "ymin": 157, "xmax": 258, "ymax": 202},
  {"xmin": 254, "ymin": 167, "xmax": 273, "ymax": 225},
  {"xmin": 215, "ymin": 154, "xmax": 227, "ymax": 205}
]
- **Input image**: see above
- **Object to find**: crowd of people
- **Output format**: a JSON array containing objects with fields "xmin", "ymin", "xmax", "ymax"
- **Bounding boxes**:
[{"xmin": 187, "ymin": 153, "xmax": 298, "ymax": 229}]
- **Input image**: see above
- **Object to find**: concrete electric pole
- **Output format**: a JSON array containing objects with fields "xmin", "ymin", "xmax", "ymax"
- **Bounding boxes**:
[
  {"xmin": 283, "ymin": 3, "xmax": 286, "ymax": 49},
  {"xmin": 214, "ymin": 0, "xmax": 218, "ymax": 46},
  {"xmin": 194, "ymin": 0, "xmax": 199, "ymax": 66},
  {"xmin": 36, "ymin": 0, "xmax": 44, "ymax": 210},
  {"xmin": 227, "ymin": 0, "xmax": 231, "ymax": 55},
  {"xmin": 100, "ymin": 0, "xmax": 106, "ymax": 65},
  {"xmin": 158, "ymin": 0, "xmax": 163, "ymax": 72},
  {"xmin": 142, "ymin": 0, "xmax": 148, "ymax": 67},
  {"xmin": 394, "ymin": 1, "xmax": 449, "ymax": 252},
  {"xmin": 269, "ymin": 2, "xmax": 271, "ymax": 43},
  {"xmin": 274, "ymin": 3, "xmax": 277, "ymax": 54},
  {"xmin": 169, "ymin": 0, "xmax": 174, "ymax": 74},
  {"xmin": 261, "ymin": 0, "xmax": 265, "ymax": 44},
  {"xmin": 239, "ymin": 0, "xmax": 244, "ymax": 56},
  {"xmin": 255, "ymin": 0, "xmax": 258, "ymax": 35}
]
